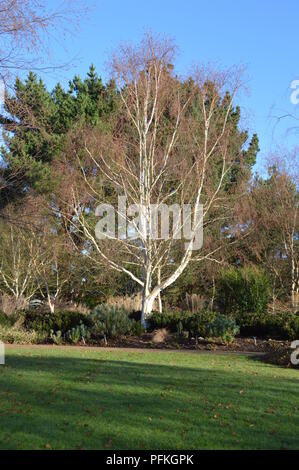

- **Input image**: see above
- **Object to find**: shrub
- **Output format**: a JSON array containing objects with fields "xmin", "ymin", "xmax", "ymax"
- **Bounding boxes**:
[
  {"xmin": 148, "ymin": 310, "xmax": 238, "ymax": 341},
  {"xmin": 90, "ymin": 305, "xmax": 132, "ymax": 339},
  {"xmin": 66, "ymin": 322, "xmax": 91, "ymax": 345},
  {"xmin": 217, "ymin": 266, "xmax": 271, "ymax": 314},
  {"xmin": 176, "ymin": 321, "xmax": 189, "ymax": 339},
  {"xmin": 208, "ymin": 315, "xmax": 240, "ymax": 343},
  {"xmin": 23, "ymin": 310, "xmax": 92, "ymax": 336},
  {"xmin": 130, "ymin": 320, "xmax": 146, "ymax": 337},
  {"xmin": 0, "ymin": 325, "xmax": 46, "ymax": 344},
  {"xmin": 148, "ymin": 310, "xmax": 217, "ymax": 337},
  {"xmin": 187, "ymin": 310, "xmax": 217, "ymax": 338},
  {"xmin": 66, "ymin": 327, "xmax": 80, "ymax": 345},
  {"xmin": 147, "ymin": 311, "xmax": 194, "ymax": 333},
  {"xmin": 235, "ymin": 312, "xmax": 299, "ymax": 340},
  {"xmin": 0, "ymin": 311, "xmax": 22, "ymax": 327},
  {"xmin": 0, "ymin": 311, "xmax": 9, "ymax": 326},
  {"xmin": 128, "ymin": 310, "xmax": 142, "ymax": 322},
  {"xmin": 50, "ymin": 330, "xmax": 63, "ymax": 345}
]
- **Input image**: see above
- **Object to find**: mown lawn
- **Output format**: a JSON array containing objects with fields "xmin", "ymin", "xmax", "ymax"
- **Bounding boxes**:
[{"xmin": 0, "ymin": 346, "xmax": 298, "ymax": 450}]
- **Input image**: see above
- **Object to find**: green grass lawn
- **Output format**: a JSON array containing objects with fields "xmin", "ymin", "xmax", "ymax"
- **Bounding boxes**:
[{"xmin": 0, "ymin": 346, "xmax": 298, "ymax": 450}]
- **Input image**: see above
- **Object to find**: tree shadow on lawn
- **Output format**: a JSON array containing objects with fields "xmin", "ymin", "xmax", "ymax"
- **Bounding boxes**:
[{"xmin": 0, "ymin": 352, "xmax": 298, "ymax": 450}]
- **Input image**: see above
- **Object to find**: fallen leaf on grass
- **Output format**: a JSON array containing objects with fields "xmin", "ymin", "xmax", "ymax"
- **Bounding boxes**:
[{"xmin": 105, "ymin": 439, "xmax": 112, "ymax": 448}]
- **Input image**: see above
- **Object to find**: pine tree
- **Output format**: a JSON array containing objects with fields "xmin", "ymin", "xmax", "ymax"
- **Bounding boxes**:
[{"xmin": 0, "ymin": 66, "xmax": 118, "ymax": 200}]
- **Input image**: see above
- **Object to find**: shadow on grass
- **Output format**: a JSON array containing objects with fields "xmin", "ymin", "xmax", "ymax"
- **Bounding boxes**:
[{"xmin": 0, "ymin": 352, "xmax": 298, "ymax": 450}]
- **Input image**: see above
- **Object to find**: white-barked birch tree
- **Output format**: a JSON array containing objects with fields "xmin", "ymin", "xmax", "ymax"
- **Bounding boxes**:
[{"xmin": 63, "ymin": 35, "xmax": 248, "ymax": 324}]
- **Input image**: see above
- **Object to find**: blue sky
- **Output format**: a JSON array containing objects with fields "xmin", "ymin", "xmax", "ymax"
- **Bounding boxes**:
[{"xmin": 38, "ymin": 1, "xmax": 299, "ymax": 173}]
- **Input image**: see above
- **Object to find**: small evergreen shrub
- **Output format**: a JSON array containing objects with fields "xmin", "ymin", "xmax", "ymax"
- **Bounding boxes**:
[
  {"xmin": 130, "ymin": 320, "xmax": 146, "ymax": 337},
  {"xmin": 187, "ymin": 310, "xmax": 217, "ymax": 337},
  {"xmin": 66, "ymin": 327, "xmax": 81, "ymax": 345},
  {"xmin": 66, "ymin": 322, "xmax": 91, "ymax": 344},
  {"xmin": 90, "ymin": 305, "xmax": 132, "ymax": 339},
  {"xmin": 50, "ymin": 330, "xmax": 63, "ymax": 345},
  {"xmin": 208, "ymin": 315, "xmax": 240, "ymax": 343}
]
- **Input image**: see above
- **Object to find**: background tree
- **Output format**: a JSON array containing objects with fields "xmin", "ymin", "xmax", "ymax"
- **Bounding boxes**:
[
  {"xmin": 0, "ymin": 0, "xmax": 89, "ymax": 224},
  {"xmin": 0, "ymin": 222, "xmax": 39, "ymax": 306},
  {"xmin": 0, "ymin": 0, "xmax": 86, "ymax": 82},
  {"xmin": 238, "ymin": 154, "xmax": 299, "ymax": 311}
]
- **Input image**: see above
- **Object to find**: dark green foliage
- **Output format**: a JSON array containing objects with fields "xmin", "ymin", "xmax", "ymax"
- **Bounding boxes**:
[
  {"xmin": 1, "ymin": 73, "xmax": 60, "ymax": 195},
  {"xmin": 148, "ymin": 310, "xmax": 216, "ymax": 337},
  {"xmin": 130, "ymin": 320, "xmax": 146, "ymax": 337},
  {"xmin": 208, "ymin": 315, "xmax": 240, "ymax": 343},
  {"xmin": 0, "ymin": 66, "xmax": 118, "ymax": 199},
  {"xmin": 21, "ymin": 307, "xmax": 298, "ymax": 342},
  {"xmin": 217, "ymin": 266, "xmax": 271, "ymax": 314},
  {"xmin": 147, "ymin": 311, "xmax": 193, "ymax": 333},
  {"xmin": 0, "ymin": 311, "xmax": 22, "ymax": 327},
  {"xmin": 235, "ymin": 312, "xmax": 299, "ymax": 340},
  {"xmin": 148, "ymin": 310, "xmax": 239, "ymax": 342},
  {"xmin": 90, "ymin": 305, "xmax": 132, "ymax": 339},
  {"xmin": 128, "ymin": 311, "xmax": 142, "ymax": 322},
  {"xmin": 187, "ymin": 310, "xmax": 217, "ymax": 338},
  {"xmin": 0, "ymin": 311, "xmax": 10, "ymax": 326},
  {"xmin": 148, "ymin": 305, "xmax": 296, "ymax": 343},
  {"xmin": 23, "ymin": 310, "xmax": 92, "ymax": 336}
]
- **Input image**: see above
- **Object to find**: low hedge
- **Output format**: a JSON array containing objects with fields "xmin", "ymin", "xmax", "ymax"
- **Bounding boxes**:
[
  {"xmin": 23, "ymin": 310, "xmax": 92, "ymax": 336},
  {"xmin": 147, "ymin": 311, "xmax": 195, "ymax": 333},
  {"xmin": 235, "ymin": 312, "xmax": 299, "ymax": 340},
  {"xmin": 10, "ymin": 306, "xmax": 299, "ymax": 343},
  {"xmin": 148, "ymin": 310, "xmax": 239, "ymax": 342},
  {"xmin": 148, "ymin": 310, "xmax": 298, "ymax": 341},
  {"xmin": 148, "ymin": 310, "xmax": 217, "ymax": 336}
]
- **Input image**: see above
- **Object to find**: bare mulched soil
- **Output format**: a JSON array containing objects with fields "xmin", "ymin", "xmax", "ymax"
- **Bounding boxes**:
[{"xmin": 98, "ymin": 334, "xmax": 297, "ymax": 367}]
